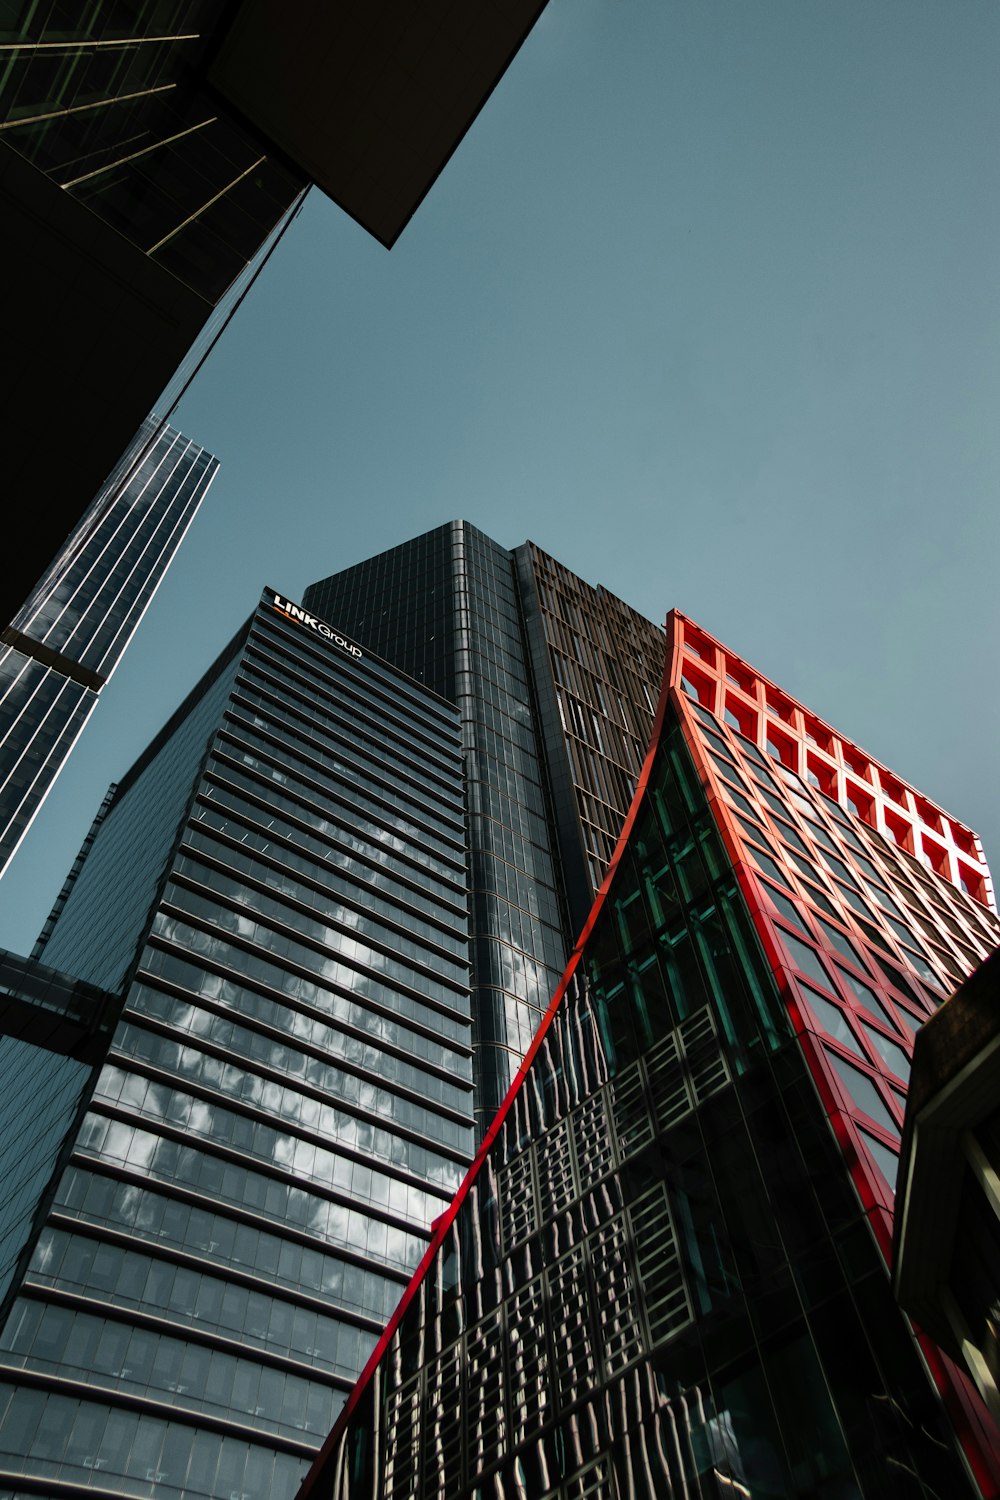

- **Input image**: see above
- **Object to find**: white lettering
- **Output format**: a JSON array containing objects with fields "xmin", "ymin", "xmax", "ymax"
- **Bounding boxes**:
[{"xmin": 269, "ymin": 591, "xmax": 363, "ymax": 661}]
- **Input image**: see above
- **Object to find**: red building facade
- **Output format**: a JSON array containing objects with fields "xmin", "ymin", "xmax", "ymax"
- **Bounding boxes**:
[{"xmin": 297, "ymin": 613, "xmax": 1000, "ymax": 1500}]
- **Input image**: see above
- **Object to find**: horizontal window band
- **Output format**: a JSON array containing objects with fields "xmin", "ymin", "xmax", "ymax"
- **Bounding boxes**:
[
  {"xmin": 215, "ymin": 719, "xmax": 466, "ymax": 857},
  {"xmin": 32, "ymin": 1217, "xmax": 388, "ymax": 1335},
  {"xmin": 171, "ymin": 847, "xmax": 471, "ymax": 980},
  {"xmin": 13, "ymin": 1283, "xmax": 357, "ymax": 1390},
  {"xmin": 0, "ymin": 1362, "xmax": 318, "ymax": 1459},
  {"xmin": 237, "ymin": 646, "xmax": 464, "ymax": 796},
  {"xmin": 254, "ymin": 607, "xmax": 460, "ymax": 723},
  {"xmin": 116, "ymin": 998, "xmax": 474, "ymax": 1129},
  {"xmin": 153, "ymin": 896, "xmax": 473, "ymax": 1016},
  {"xmin": 228, "ymin": 690, "xmax": 465, "ymax": 829},
  {"xmin": 208, "ymin": 747, "xmax": 466, "ymax": 877},
  {"xmin": 199, "ymin": 767, "xmax": 467, "ymax": 903},
  {"xmin": 52, "ymin": 1165, "xmax": 411, "ymax": 1286},
  {"xmin": 134, "ymin": 950, "xmax": 473, "ymax": 1071},
  {"xmin": 84, "ymin": 1091, "xmax": 462, "ymax": 1216},
  {"xmin": 183, "ymin": 810, "xmax": 469, "ymax": 943}
]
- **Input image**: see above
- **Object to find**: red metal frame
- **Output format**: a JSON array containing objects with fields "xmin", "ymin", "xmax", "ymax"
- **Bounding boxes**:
[
  {"xmin": 668, "ymin": 608, "xmax": 1000, "ymax": 1493},
  {"xmin": 666, "ymin": 609, "xmax": 995, "ymax": 913}
]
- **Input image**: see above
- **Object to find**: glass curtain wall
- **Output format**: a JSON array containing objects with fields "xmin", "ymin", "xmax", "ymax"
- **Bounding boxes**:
[
  {"xmin": 0, "ymin": 590, "xmax": 474, "ymax": 1500},
  {"xmin": 0, "ymin": 417, "xmax": 218, "ymax": 873},
  {"xmin": 305, "ymin": 522, "xmax": 567, "ymax": 1138},
  {"xmin": 0, "ymin": 3, "xmax": 304, "ymax": 301}
]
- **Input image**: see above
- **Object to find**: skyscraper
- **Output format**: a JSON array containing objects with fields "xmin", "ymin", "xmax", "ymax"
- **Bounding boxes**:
[
  {"xmin": 3, "ymin": 527, "xmax": 997, "ymax": 1497},
  {"xmin": 305, "ymin": 522, "xmax": 666, "ymax": 1135},
  {"xmin": 514, "ymin": 541, "xmax": 668, "ymax": 930},
  {"xmin": 297, "ymin": 607, "xmax": 1000, "ymax": 1500},
  {"xmin": 0, "ymin": 417, "xmax": 218, "ymax": 876},
  {"xmin": 0, "ymin": 588, "xmax": 474, "ymax": 1498}
]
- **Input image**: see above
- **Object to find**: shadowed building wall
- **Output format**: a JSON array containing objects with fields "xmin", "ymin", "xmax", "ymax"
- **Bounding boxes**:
[{"xmin": 1, "ymin": 4, "xmax": 550, "ymax": 619}]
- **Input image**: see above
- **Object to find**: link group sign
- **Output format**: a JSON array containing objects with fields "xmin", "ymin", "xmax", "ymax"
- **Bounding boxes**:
[{"xmin": 269, "ymin": 593, "xmax": 363, "ymax": 658}]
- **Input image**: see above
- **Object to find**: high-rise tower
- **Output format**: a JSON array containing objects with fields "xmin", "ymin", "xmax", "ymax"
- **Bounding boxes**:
[
  {"xmin": 514, "ymin": 541, "xmax": 667, "ymax": 930},
  {"xmin": 297, "ymin": 608, "xmax": 1000, "ymax": 1500},
  {"xmin": 305, "ymin": 522, "xmax": 666, "ymax": 1135},
  {"xmin": 3, "ymin": 527, "xmax": 997, "ymax": 1498},
  {"xmin": 0, "ymin": 588, "xmax": 474, "ymax": 1499},
  {"xmin": 0, "ymin": 417, "xmax": 218, "ymax": 876}
]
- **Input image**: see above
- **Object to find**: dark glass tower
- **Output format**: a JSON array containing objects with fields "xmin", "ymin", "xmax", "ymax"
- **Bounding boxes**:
[
  {"xmin": 0, "ymin": 417, "xmax": 218, "ymax": 875},
  {"xmin": 0, "ymin": 6, "xmax": 303, "ymax": 617},
  {"xmin": 298, "ymin": 609, "xmax": 1000, "ymax": 1500},
  {"xmin": 305, "ymin": 524, "xmax": 667, "ymax": 1137},
  {"xmin": 0, "ymin": 588, "xmax": 474, "ymax": 1499},
  {"xmin": 514, "ymin": 541, "xmax": 667, "ymax": 930},
  {"xmin": 307, "ymin": 523, "xmax": 569, "ymax": 1138}
]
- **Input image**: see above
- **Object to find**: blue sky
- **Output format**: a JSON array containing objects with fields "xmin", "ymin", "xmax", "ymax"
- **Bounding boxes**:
[{"xmin": 2, "ymin": 0, "xmax": 999, "ymax": 951}]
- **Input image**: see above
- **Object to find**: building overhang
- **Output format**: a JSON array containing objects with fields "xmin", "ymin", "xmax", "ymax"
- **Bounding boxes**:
[
  {"xmin": 0, "ymin": 144, "xmax": 212, "ymax": 624},
  {"xmin": 208, "ymin": 0, "xmax": 550, "ymax": 247}
]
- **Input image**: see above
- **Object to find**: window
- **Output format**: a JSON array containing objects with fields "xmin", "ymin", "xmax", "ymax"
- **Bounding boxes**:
[
  {"xmin": 765, "ymin": 691, "xmax": 794, "ymax": 724},
  {"xmin": 957, "ymin": 861, "xmax": 986, "ymax": 905},
  {"xmin": 765, "ymin": 884, "xmax": 812, "ymax": 937},
  {"xmin": 780, "ymin": 931, "xmax": 835, "ymax": 994},
  {"xmin": 882, "ymin": 808, "xmax": 912, "ymax": 853},
  {"xmin": 842, "ymin": 749, "xmax": 871, "ymax": 782},
  {"xmin": 802, "ymin": 718, "xmax": 833, "ymax": 754},
  {"xmin": 920, "ymin": 835, "xmax": 948, "ymax": 877},
  {"xmin": 680, "ymin": 664, "xmax": 716, "ymax": 710},
  {"xmin": 724, "ymin": 694, "xmax": 757, "ymax": 743},
  {"xmin": 765, "ymin": 726, "xmax": 796, "ymax": 771},
  {"xmin": 858, "ymin": 1128, "xmax": 899, "ymax": 1191},
  {"xmin": 825, "ymin": 1051, "xmax": 899, "ymax": 1135},
  {"xmin": 806, "ymin": 754, "xmax": 837, "ymax": 800},
  {"xmin": 723, "ymin": 659, "xmax": 756, "ymax": 694},
  {"xmin": 860, "ymin": 1024, "xmax": 910, "ymax": 1083},
  {"xmin": 802, "ymin": 986, "xmax": 864, "ymax": 1057},
  {"xmin": 683, "ymin": 627, "xmax": 716, "ymax": 667},
  {"xmin": 845, "ymin": 783, "xmax": 875, "ymax": 827}
]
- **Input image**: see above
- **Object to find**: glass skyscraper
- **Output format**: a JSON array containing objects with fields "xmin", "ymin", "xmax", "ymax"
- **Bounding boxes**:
[
  {"xmin": 307, "ymin": 524, "xmax": 570, "ymax": 1138},
  {"xmin": 0, "ymin": 417, "xmax": 218, "ymax": 875},
  {"xmin": 2, "ymin": 527, "xmax": 998, "ymax": 1498},
  {"xmin": 297, "ymin": 608, "xmax": 1000, "ymax": 1500},
  {"xmin": 513, "ymin": 541, "xmax": 667, "ymax": 929},
  {"xmin": 305, "ymin": 522, "xmax": 666, "ymax": 1137},
  {"xmin": 0, "ymin": 588, "xmax": 474, "ymax": 1498}
]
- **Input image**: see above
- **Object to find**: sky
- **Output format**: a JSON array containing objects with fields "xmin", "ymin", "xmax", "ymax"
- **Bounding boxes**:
[{"xmin": 2, "ymin": 0, "xmax": 999, "ymax": 953}]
